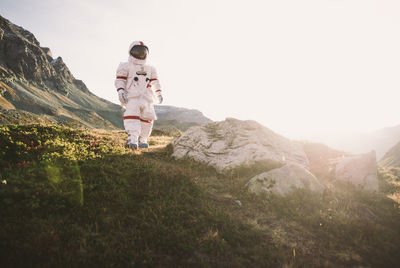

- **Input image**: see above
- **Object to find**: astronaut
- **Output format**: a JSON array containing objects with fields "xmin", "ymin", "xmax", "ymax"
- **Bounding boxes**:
[{"xmin": 114, "ymin": 41, "xmax": 163, "ymax": 149}]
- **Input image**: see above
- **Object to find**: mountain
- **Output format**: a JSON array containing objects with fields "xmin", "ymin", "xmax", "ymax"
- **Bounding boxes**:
[
  {"xmin": 153, "ymin": 105, "xmax": 212, "ymax": 134},
  {"xmin": 327, "ymin": 125, "xmax": 400, "ymax": 160},
  {"xmin": 0, "ymin": 15, "xmax": 125, "ymax": 129},
  {"xmin": 380, "ymin": 141, "xmax": 400, "ymax": 168},
  {"xmin": 0, "ymin": 15, "xmax": 211, "ymax": 131}
]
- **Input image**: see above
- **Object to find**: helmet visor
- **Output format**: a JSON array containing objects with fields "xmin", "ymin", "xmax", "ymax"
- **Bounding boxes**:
[{"xmin": 130, "ymin": 45, "xmax": 148, "ymax": 60}]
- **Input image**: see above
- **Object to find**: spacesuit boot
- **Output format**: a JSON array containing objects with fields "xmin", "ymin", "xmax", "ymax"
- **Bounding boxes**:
[
  {"xmin": 139, "ymin": 120, "xmax": 153, "ymax": 148},
  {"xmin": 127, "ymin": 131, "xmax": 139, "ymax": 150}
]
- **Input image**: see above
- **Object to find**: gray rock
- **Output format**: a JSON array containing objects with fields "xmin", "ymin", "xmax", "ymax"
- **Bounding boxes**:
[
  {"xmin": 234, "ymin": 200, "xmax": 242, "ymax": 206},
  {"xmin": 172, "ymin": 118, "xmax": 309, "ymax": 172},
  {"xmin": 51, "ymin": 56, "xmax": 75, "ymax": 83},
  {"xmin": 246, "ymin": 163, "xmax": 325, "ymax": 196},
  {"xmin": 41, "ymin": 47, "xmax": 52, "ymax": 58},
  {"xmin": 335, "ymin": 151, "xmax": 378, "ymax": 191}
]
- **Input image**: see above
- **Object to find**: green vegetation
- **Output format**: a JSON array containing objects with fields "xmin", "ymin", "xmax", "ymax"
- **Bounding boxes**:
[{"xmin": 1, "ymin": 124, "xmax": 400, "ymax": 267}]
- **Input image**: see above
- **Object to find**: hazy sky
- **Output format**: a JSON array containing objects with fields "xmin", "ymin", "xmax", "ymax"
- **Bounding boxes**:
[{"xmin": 1, "ymin": 0, "xmax": 400, "ymax": 143}]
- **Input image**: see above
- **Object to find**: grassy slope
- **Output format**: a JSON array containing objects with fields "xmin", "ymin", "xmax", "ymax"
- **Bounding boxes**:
[{"xmin": 1, "ymin": 125, "xmax": 400, "ymax": 267}]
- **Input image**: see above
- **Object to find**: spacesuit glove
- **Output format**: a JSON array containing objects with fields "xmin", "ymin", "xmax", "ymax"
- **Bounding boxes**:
[
  {"xmin": 118, "ymin": 90, "xmax": 127, "ymax": 104},
  {"xmin": 157, "ymin": 94, "xmax": 163, "ymax": 104}
]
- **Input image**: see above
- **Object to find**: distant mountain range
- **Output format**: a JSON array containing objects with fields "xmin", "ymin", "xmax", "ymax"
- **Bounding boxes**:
[
  {"xmin": 0, "ymin": 15, "xmax": 211, "ymax": 131},
  {"xmin": 327, "ymin": 125, "xmax": 400, "ymax": 160}
]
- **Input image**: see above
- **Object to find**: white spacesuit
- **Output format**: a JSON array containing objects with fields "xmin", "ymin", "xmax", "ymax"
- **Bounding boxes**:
[{"xmin": 114, "ymin": 41, "xmax": 163, "ymax": 149}]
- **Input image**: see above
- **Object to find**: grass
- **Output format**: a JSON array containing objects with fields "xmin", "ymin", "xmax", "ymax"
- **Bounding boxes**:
[{"xmin": 1, "ymin": 124, "xmax": 400, "ymax": 267}]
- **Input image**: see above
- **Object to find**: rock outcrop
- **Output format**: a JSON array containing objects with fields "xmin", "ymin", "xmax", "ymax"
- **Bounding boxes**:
[
  {"xmin": 172, "ymin": 118, "xmax": 309, "ymax": 172},
  {"xmin": 246, "ymin": 163, "xmax": 325, "ymax": 196},
  {"xmin": 41, "ymin": 47, "xmax": 52, "ymax": 58},
  {"xmin": 335, "ymin": 151, "xmax": 378, "ymax": 191}
]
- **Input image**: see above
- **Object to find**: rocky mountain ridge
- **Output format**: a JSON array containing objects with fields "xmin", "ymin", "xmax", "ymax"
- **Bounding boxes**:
[{"xmin": 0, "ymin": 15, "xmax": 123, "ymax": 129}]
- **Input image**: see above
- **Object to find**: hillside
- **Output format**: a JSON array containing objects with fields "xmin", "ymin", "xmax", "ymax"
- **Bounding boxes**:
[
  {"xmin": 380, "ymin": 141, "xmax": 400, "ymax": 168},
  {"xmin": 1, "ymin": 124, "xmax": 400, "ymax": 267},
  {"xmin": 153, "ymin": 105, "xmax": 212, "ymax": 134},
  {"xmin": 0, "ymin": 15, "xmax": 125, "ymax": 129}
]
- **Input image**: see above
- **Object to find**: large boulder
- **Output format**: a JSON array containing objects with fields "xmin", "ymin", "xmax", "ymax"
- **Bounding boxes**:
[
  {"xmin": 335, "ymin": 151, "xmax": 378, "ymax": 191},
  {"xmin": 246, "ymin": 163, "xmax": 325, "ymax": 196},
  {"xmin": 172, "ymin": 118, "xmax": 309, "ymax": 172}
]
